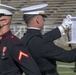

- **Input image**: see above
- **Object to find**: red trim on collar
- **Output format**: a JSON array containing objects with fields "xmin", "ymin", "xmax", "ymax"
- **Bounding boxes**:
[
  {"xmin": 0, "ymin": 30, "xmax": 10, "ymax": 36},
  {"xmin": 0, "ymin": 34, "xmax": 12, "ymax": 42}
]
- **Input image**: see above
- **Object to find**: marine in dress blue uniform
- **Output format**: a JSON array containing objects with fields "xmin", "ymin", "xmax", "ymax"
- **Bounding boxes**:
[
  {"xmin": 20, "ymin": 4, "xmax": 74, "ymax": 75},
  {"xmin": 0, "ymin": 4, "xmax": 41, "ymax": 75}
]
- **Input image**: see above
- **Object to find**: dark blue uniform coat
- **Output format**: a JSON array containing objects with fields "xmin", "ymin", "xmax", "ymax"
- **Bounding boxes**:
[
  {"xmin": 21, "ymin": 28, "xmax": 76, "ymax": 75},
  {"xmin": 0, "ymin": 30, "xmax": 41, "ymax": 75}
]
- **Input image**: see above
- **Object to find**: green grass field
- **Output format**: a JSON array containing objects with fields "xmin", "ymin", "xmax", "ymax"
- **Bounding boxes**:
[{"xmin": 57, "ymin": 61, "xmax": 76, "ymax": 75}]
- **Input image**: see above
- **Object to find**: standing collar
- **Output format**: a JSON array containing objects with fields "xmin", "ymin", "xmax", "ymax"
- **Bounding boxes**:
[
  {"xmin": 28, "ymin": 27, "xmax": 41, "ymax": 30},
  {"xmin": 26, "ymin": 28, "xmax": 42, "ymax": 37},
  {"xmin": 0, "ymin": 30, "xmax": 12, "ymax": 41}
]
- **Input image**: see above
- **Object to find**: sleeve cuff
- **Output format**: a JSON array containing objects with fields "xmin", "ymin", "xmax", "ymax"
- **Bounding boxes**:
[{"xmin": 58, "ymin": 26, "xmax": 65, "ymax": 36}]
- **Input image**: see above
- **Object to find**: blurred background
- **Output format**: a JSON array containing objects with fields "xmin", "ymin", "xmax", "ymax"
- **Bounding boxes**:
[
  {"xmin": 1, "ymin": 0, "xmax": 76, "ymax": 75},
  {"xmin": 1, "ymin": 0, "xmax": 76, "ymax": 45}
]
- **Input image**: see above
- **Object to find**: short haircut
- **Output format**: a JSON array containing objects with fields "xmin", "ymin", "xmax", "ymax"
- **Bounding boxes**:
[{"xmin": 23, "ymin": 14, "xmax": 37, "ymax": 24}]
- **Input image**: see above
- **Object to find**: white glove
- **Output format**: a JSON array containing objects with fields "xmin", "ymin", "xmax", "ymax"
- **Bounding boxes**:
[{"xmin": 61, "ymin": 14, "xmax": 72, "ymax": 30}]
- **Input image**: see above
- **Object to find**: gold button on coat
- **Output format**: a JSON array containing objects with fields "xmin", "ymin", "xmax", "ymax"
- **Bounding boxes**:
[{"xmin": 0, "ymin": 36, "xmax": 2, "ymax": 40}]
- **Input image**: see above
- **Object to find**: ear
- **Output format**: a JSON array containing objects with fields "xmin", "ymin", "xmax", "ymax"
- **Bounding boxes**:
[
  {"xmin": 36, "ymin": 19, "xmax": 39, "ymax": 24},
  {"xmin": 3, "ymin": 18, "xmax": 8, "ymax": 25},
  {"xmin": 36, "ymin": 16, "xmax": 40, "ymax": 24}
]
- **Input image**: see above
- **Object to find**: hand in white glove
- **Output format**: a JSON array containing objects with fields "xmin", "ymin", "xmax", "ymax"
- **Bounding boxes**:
[{"xmin": 61, "ymin": 14, "xmax": 72, "ymax": 30}]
